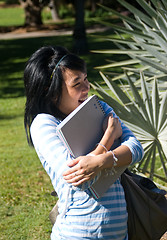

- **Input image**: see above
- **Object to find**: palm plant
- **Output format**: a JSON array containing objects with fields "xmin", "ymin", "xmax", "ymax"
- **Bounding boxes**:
[
  {"xmin": 93, "ymin": 0, "xmax": 167, "ymax": 88},
  {"xmin": 91, "ymin": 0, "xmax": 167, "ymax": 182},
  {"xmin": 92, "ymin": 72, "xmax": 167, "ymax": 182}
]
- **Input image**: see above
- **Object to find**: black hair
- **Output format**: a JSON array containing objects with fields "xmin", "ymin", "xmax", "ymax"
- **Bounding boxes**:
[{"xmin": 24, "ymin": 45, "xmax": 86, "ymax": 145}]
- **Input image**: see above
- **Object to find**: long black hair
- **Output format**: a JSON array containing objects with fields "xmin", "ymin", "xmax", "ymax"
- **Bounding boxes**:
[{"xmin": 24, "ymin": 45, "xmax": 86, "ymax": 145}]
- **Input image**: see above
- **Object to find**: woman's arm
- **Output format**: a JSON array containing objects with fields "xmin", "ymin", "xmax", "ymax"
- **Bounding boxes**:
[
  {"xmin": 63, "ymin": 114, "xmax": 131, "ymax": 186},
  {"xmin": 63, "ymin": 102, "xmax": 144, "ymax": 187},
  {"xmin": 30, "ymin": 114, "xmax": 106, "ymax": 192},
  {"xmin": 92, "ymin": 114, "xmax": 122, "ymax": 155}
]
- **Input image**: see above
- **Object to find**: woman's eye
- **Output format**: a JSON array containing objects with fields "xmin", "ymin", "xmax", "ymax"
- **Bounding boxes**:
[{"xmin": 73, "ymin": 82, "xmax": 80, "ymax": 87}]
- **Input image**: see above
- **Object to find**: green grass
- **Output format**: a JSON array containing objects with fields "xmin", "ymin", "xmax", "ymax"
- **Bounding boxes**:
[
  {"xmin": 0, "ymin": 97, "xmax": 54, "ymax": 239},
  {"xmin": 0, "ymin": 7, "xmax": 24, "ymax": 26},
  {"xmin": 0, "ymin": 6, "xmax": 58, "ymax": 27}
]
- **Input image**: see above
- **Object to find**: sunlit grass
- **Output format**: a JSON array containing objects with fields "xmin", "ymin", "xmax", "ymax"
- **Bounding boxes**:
[
  {"xmin": 0, "ymin": 7, "xmax": 24, "ymax": 26},
  {"xmin": 0, "ymin": 5, "xmax": 55, "ymax": 27}
]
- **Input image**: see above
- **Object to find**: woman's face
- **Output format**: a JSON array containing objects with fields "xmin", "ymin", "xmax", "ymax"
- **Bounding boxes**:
[{"xmin": 58, "ymin": 68, "xmax": 90, "ymax": 115}]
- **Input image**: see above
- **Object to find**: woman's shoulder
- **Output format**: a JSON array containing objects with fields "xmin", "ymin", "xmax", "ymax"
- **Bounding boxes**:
[
  {"xmin": 30, "ymin": 113, "xmax": 61, "ymax": 144},
  {"xmin": 34, "ymin": 113, "xmax": 60, "ymax": 123},
  {"xmin": 31, "ymin": 113, "xmax": 61, "ymax": 131},
  {"xmin": 99, "ymin": 100, "xmax": 114, "ymax": 114}
]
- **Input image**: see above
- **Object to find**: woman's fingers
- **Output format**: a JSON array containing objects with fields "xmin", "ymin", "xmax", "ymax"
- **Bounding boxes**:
[
  {"xmin": 64, "ymin": 171, "xmax": 95, "ymax": 186},
  {"xmin": 103, "ymin": 113, "xmax": 113, "ymax": 131},
  {"xmin": 63, "ymin": 158, "xmax": 81, "ymax": 176},
  {"xmin": 66, "ymin": 158, "xmax": 79, "ymax": 167},
  {"xmin": 63, "ymin": 155, "xmax": 102, "ymax": 185}
]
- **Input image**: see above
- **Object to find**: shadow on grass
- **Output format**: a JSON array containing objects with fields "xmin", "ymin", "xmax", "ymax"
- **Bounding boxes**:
[
  {"xmin": 0, "ymin": 28, "xmax": 120, "ymax": 99},
  {"xmin": 0, "ymin": 113, "xmax": 23, "ymax": 120}
]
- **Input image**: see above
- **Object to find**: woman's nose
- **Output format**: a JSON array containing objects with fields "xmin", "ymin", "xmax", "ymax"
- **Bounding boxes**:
[{"xmin": 82, "ymin": 80, "xmax": 90, "ymax": 92}]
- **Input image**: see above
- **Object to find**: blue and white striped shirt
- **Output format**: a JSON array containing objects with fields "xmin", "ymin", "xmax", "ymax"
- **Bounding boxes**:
[{"xmin": 30, "ymin": 101, "xmax": 144, "ymax": 240}]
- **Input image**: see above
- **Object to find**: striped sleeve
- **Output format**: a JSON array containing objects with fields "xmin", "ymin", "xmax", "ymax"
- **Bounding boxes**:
[{"xmin": 30, "ymin": 114, "xmax": 101, "ymax": 193}]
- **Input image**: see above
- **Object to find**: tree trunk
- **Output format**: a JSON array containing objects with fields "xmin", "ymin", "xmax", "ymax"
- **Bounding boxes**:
[
  {"xmin": 72, "ymin": 0, "xmax": 89, "ymax": 55},
  {"xmin": 49, "ymin": 0, "xmax": 60, "ymax": 21},
  {"xmin": 20, "ymin": 0, "xmax": 49, "ymax": 27},
  {"xmin": 91, "ymin": 0, "xmax": 96, "ymax": 12}
]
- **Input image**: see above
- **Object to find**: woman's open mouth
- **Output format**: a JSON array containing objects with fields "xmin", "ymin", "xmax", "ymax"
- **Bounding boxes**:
[{"xmin": 78, "ymin": 97, "xmax": 87, "ymax": 104}]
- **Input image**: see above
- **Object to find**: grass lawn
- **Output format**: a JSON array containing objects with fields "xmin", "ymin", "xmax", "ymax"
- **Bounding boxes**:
[
  {"xmin": 0, "ymin": 6, "xmax": 25, "ymax": 26},
  {"xmin": 0, "ymin": 29, "xmax": 115, "ymax": 239},
  {"xmin": 0, "ymin": 5, "xmax": 52, "ymax": 27}
]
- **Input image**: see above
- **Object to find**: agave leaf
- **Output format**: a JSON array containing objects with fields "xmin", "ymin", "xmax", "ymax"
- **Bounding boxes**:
[
  {"xmin": 91, "ymin": 49, "xmax": 148, "ymax": 55},
  {"xmin": 157, "ymin": 5, "xmax": 167, "ymax": 22},
  {"xmin": 100, "ymin": 72, "xmax": 158, "ymax": 134},
  {"xmin": 101, "ymin": 36, "xmax": 160, "ymax": 52},
  {"xmin": 161, "ymin": 0, "xmax": 167, "ymax": 9},
  {"xmin": 157, "ymin": 143, "xmax": 167, "ymax": 176},
  {"xmin": 140, "ymin": 72, "xmax": 154, "ymax": 126},
  {"xmin": 93, "ymin": 82, "xmax": 146, "ymax": 129},
  {"xmin": 132, "ymin": 54, "xmax": 167, "ymax": 73},
  {"xmin": 99, "ymin": 71, "xmax": 131, "ymax": 104},
  {"xmin": 150, "ymin": 0, "xmax": 163, "ymax": 8},
  {"xmin": 93, "ymin": 87, "xmax": 131, "ymax": 118},
  {"xmin": 154, "ymin": 16, "xmax": 167, "ymax": 44},
  {"xmin": 123, "ymin": 67, "xmax": 155, "ymax": 76},
  {"xmin": 159, "ymin": 118, "xmax": 167, "ymax": 135},
  {"xmin": 139, "ymin": 20, "xmax": 167, "ymax": 56},
  {"xmin": 152, "ymin": 77, "xmax": 160, "ymax": 129},
  {"xmin": 159, "ymin": 134, "xmax": 167, "ymax": 159},
  {"xmin": 117, "ymin": 0, "xmax": 157, "ymax": 28},
  {"xmin": 97, "ymin": 4, "xmax": 143, "ymax": 30},
  {"xmin": 122, "ymin": 121, "xmax": 155, "ymax": 140},
  {"xmin": 106, "ymin": 37, "xmax": 160, "ymax": 50},
  {"xmin": 90, "ymin": 82, "xmax": 108, "ymax": 96},
  {"xmin": 150, "ymin": 144, "xmax": 156, "ymax": 179},
  {"xmin": 94, "ymin": 59, "xmax": 140, "ymax": 69},
  {"xmin": 136, "ymin": 40, "xmax": 167, "ymax": 64},
  {"xmin": 109, "ymin": 71, "xmax": 136, "ymax": 82},
  {"xmin": 136, "ymin": 0, "xmax": 158, "ymax": 19},
  {"xmin": 95, "ymin": 70, "xmax": 167, "ymax": 180},
  {"xmin": 142, "ymin": 144, "xmax": 154, "ymax": 174},
  {"xmin": 157, "ymin": 91, "xmax": 167, "ymax": 132},
  {"xmin": 141, "ymin": 142, "xmax": 155, "ymax": 153},
  {"xmin": 137, "ymin": 141, "xmax": 154, "ymax": 168},
  {"xmin": 125, "ymin": 72, "xmax": 152, "ymax": 124},
  {"xmin": 107, "ymin": 38, "xmax": 140, "ymax": 46},
  {"xmin": 90, "ymin": 36, "xmax": 139, "ymax": 46},
  {"xmin": 96, "ymin": 20, "xmax": 153, "ymax": 41}
]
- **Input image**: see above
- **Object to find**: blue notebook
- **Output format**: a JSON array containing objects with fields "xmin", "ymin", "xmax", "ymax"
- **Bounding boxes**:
[{"xmin": 57, "ymin": 95, "xmax": 127, "ymax": 199}]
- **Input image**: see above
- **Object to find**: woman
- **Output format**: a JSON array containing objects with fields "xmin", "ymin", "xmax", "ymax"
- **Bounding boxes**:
[{"xmin": 24, "ymin": 45, "xmax": 144, "ymax": 240}]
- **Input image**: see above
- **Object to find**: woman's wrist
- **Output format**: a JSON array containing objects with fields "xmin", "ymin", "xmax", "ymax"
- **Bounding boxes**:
[
  {"xmin": 92, "ymin": 143, "xmax": 108, "ymax": 155},
  {"xmin": 102, "ymin": 128, "xmax": 116, "ymax": 150},
  {"xmin": 96, "ymin": 143, "xmax": 108, "ymax": 152},
  {"xmin": 99, "ymin": 150, "xmax": 119, "ymax": 171},
  {"xmin": 88, "ymin": 150, "xmax": 118, "ymax": 174}
]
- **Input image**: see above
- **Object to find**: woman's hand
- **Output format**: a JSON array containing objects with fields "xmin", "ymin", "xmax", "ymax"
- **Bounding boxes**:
[
  {"xmin": 63, "ymin": 154, "xmax": 103, "ymax": 186},
  {"xmin": 103, "ymin": 114, "xmax": 122, "ymax": 141},
  {"xmin": 63, "ymin": 115, "xmax": 123, "ymax": 186}
]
